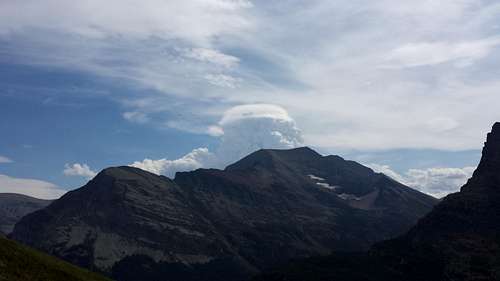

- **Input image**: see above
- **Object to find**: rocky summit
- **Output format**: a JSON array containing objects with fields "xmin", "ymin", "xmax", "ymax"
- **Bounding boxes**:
[
  {"xmin": 0, "ymin": 193, "xmax": 52, "ymax": 235},
  {"xmin": 255, "ymin": 123, "xmax": 500, "ymax": 281},
  {"xmin": 11, "ymin": 147, "xmax": 437, "ymax": 281}
]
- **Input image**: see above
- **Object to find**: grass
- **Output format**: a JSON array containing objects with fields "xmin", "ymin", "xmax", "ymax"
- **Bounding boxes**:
[{"xmin": 0, "ymin": 236, "xmax": 111, "ymax": 281}]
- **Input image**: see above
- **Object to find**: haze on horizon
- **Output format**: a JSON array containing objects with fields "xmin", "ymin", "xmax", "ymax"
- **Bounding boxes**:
[{"xmin": 1, "ymin": 0, "xmax": 499, "ymax": 199}]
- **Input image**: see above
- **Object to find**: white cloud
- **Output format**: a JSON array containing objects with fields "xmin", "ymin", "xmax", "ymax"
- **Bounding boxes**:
[
  {"xmin": 0, "ymin": 0, "xmax": 253, "ymax": 43},
  {"xmin": 204, "ymin": 74, "xmax": 241, "ymax": 88},
  {"xmin": 219, "ymin": 104, "xmax": 294, "ymax": 125},
  {"xmin": 131, "ymin": 104, "xmax": 303, "ymax": 176},
  {"xmin": 0, "ymin": 174, "xmax": 66, "ymax": 200},
  {"xmin": 426, "ymin": 117, "xmax": 460, "ymax": 132},
  {"xmin": 63, "ymin": 163, "xmax": 97, "ymax": 178},
  {"xmin": 385, "ymin": 38, "xmax": 500, "ymax": 68},
  {"xmin": 367, "ymin": 164, "xmax": 408, "ymax": 184},
  {"xmin": 183, "ymin": 48, "xmax": 239, "ymax": 68},
  {"xmin": 2, "ymin": 0, "xmax": 500, "ymax": 152},
  {"xmin": 207, "ymin": 125, "xmax": 225, "ymax": 137},
  {"xmin": 368, "ymin": 163, "xmax": 475, "ymax": 198},
  {"xmin": 123, "ymin": 111, "xmax": 150, "ymax": 124},
  {"xmin": 0, "ymin": 156, "xmax": 12, "ymax": 163},
  {"xmin": 216, "ymin": 104, "xmax": 302, "ymax": 165},
  {"xmin": 131, "ymin": 147, "xmax": 215, "ymax": 177}
]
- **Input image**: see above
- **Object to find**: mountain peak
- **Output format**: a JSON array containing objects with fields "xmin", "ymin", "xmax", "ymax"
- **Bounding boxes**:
[
  {"xmin": 281, "ymin": 146, "xmax": 322, "ymax": 157},
  {"xmin": 225, "ymin": 147, "xmax": 321, "ymax": 171},
  {"xmin": 92, "ymin": 166, "xmax": 165, "ymax": 183},
  {"xmin": 482, "ymin": 122, "xmax": 500, "ymax": 161},
  {"xmin": 476, "ymin": 122, "xmax": 500, "ymax": 171}
]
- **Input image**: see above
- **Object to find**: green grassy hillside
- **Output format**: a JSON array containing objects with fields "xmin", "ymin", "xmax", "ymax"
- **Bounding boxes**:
[{"xmin": 0, "ymin": 236, "xmax": 111, "ymax": 281}]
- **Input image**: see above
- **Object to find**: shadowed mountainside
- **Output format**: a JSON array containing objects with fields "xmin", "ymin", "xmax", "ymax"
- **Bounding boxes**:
[
  {"xmin": 0, "ymin": 193, "xmax": 52, "ymax": 235},
  {"xmin": 254, "ymin": 123, "xmax": 500, "ymax": 281}
]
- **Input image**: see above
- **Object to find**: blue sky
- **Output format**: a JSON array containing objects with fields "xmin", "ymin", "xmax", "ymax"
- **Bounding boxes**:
[{"xmin": 1, "ymin": 0, "xmax": 499, "ymax": 199}]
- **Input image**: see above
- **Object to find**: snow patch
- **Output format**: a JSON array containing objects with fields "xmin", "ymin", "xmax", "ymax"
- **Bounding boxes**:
[
  {"xmin": 308, "ymin": 174, "xmax": 339, "ymax": 190},
  {"xmin": 316, "ymin": 182, "xmax": 338, "ymax": 190},
  {"xmin": 308, "ymin": 174, "xmax": 325, "ymax": 181}
]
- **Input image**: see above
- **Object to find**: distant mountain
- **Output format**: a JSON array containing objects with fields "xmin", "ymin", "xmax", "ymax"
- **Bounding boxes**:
[
  {"xmin": 254, "ymin": 123, "xmax": 500, "ymax": 281},
  {"xmin": 0, "ymin": 193, "xmax": 52, "ymax": 234},
  {"xmin": 0, "ymin": 236, "xmax": 110, "ymax": 281},
  {"xmin": 11, "ymin": 147, "xmax": 437, "ymax": 281}
]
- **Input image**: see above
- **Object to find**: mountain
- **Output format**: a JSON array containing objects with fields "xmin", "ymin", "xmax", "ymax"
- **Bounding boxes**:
[
  {"xmin": 0, "ymin": 236, "xmax": 110, "ymax": 281},
  {"xmin": 11, "ymin": 147, "xmax": 437, "ymax": 281},
  {"xmin": 0, "ymin": 193, "xmax": 52, "ymax": 235},
  {"xmin": 254, "ymin": 122, "xmax": 500, "ymax": 281}
]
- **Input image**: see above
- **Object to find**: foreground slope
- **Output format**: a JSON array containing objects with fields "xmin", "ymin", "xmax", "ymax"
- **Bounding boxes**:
[
  {"xmin": 0, "ymin": 193, "xmax": 52, "ymax": 235},
  {"xmin": 255, "ymin": 123, "xmax": 500, "ymax": 281},
  {"xmin": 11, "ymin": 147, "xmax": 437, "ymax": 280},
  {"xmin": 0, "ymin": 236, "xmax": 110, "ymax": 281}
]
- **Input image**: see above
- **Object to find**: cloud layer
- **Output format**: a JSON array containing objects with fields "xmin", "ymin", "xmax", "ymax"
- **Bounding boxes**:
[
  {"xmin": 369, "ymin": 164, "xmax": 475, "ymax": 198},
  {"xmin": 0, "ymin": 174, "xmax": 66, "ymax": 199},
  {"xmin": 2, "ymin": 1, "xmax": 500, "ymax": 151}
]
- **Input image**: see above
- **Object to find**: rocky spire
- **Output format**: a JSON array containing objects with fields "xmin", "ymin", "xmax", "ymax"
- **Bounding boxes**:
[
  {"xmin": 478, "ymin": 123, "xmax": 500, "ymax": 170},
  {"xmin": 462, "ymin": 122, "xmax": 500, "ymax": 191}
]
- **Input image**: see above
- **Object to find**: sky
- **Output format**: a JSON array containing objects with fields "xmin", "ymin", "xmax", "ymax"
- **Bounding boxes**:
[{"xmin": 1, "ymin": 0, "xmax": 499, "ymax": 199}]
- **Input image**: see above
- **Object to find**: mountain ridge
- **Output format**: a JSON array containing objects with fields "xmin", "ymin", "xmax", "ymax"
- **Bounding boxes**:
[{"xmin": 11, "ymin": 147, "xmax": 438, "ymax": 281}]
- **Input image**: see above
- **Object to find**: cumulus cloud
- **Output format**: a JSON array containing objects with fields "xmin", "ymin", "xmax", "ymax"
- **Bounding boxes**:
[
  {"xmin": 131, "ymin": 148, "xmax": 215, "ymax": 177},
  {"xmin": 63, "ymin": 163, "xmax": 97, "ymax": 178},
  {"xmin": 215, "ymin": 104, "xmax": 303, "ymax": 165},
  {"xmin": 0, "ymin": 156, "xmax": 12, "ymax": 163},
  {"xmin": 369, "ymin": 164, "xmax": 475, "ymax": 198},
  {"xmin": 0, "ymin": 174, "xmax": 66, "ymax": 199},
  {"xmin": 131, "ymin": 104, "xmax": 303, "ymax": 176}
]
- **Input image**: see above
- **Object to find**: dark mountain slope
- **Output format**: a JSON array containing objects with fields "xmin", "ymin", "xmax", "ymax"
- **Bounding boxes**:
[
  {"xmin": 11, "ymin": 148, "xmax": 437, "ymax": 281},
  {"xmin": 255, "ymin": 123, "xmax": 500, "ymax": 281},
  {"xmin": 175, "ymin": 147, "xmax": 437, "ymax": 269},
  {"xmin": 0, "ymin": 193, "xmax": 52, "ymax": 234},
  {"xmin": 0, "ymin": 236, "xmax": 110, "ymax": 281},
  {"xmin": 11, "ymin": 167, "xmax": 243, "ymax": 274}
]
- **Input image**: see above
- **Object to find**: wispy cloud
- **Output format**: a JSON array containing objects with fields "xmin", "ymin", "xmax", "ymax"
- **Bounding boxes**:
[
  {"xmin": 183, "ymin": 48, "xmax": 240, "ymax": 69},
  {"xmin": 1, "ymin": 0, "xmax": 500, "ymax": 151},
  {"xmin": 122, "ymin": 111, "xmax": 150, "ymax": 124},
  {"xmin": 385, "ymin": 38, "xmax": 500, "ymax": 68}
]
